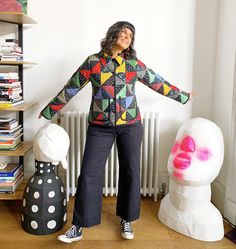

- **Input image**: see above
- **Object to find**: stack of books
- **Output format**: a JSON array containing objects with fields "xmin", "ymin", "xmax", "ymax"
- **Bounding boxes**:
[
  {"xmin": 0, "ymin": 39, "xmax": 23, "ymax": 61},
  {"xmin": 0, "ymin": 117, "xmax": 23, "ymax": 150},
  {"xmin": 0, "ymin": 72, "xmax": 24, "ymax": 107},
  {"xmin": 0, "ymin": 162, "xmax": 23, "ymax": 193}
]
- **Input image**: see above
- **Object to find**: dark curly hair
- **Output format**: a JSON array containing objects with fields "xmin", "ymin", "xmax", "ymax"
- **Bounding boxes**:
[{"xmin": 100, "ymin": 21, "xmax": 136, "ymax": 59}]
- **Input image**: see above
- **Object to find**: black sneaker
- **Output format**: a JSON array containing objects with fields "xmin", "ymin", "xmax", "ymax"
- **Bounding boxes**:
[
  {"xmin": 120, "ymin": 219, "xmax": 134, "ymax": 239},
  {"xmin": 57, "ymin": 225, "xmax": 82, "ymax": 243}
]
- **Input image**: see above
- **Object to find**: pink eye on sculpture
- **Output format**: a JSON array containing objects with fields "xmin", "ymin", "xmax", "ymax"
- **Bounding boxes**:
[
  {"xmin": 197, "ymin": 148, "xmax": 212, "ymax": 161},
  {"xmin": 171, "ymin": 142, "xmax": 179, "ymax": 154},
  {"xmin": 180, "ymin": 136, "xmax": 195, "ymax": 152}
]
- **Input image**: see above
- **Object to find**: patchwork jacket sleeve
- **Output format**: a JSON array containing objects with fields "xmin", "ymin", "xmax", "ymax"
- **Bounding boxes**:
[
  {"xmin": 136, "ymin": 58, "xmax": 189, "ymax": 104},
  {"xmin": 40, "ymin": 57, "xmax": 91, "ymax": 120}
]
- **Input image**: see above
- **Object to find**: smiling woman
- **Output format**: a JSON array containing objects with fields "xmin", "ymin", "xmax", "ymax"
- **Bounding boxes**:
[
  {"xmin": 100, "ymin": 21, "xmax": 136, "ymax": 59},
  {"xmin": 115, "ymin": 28, "xmax": 133, "ymax": 51},
  {"xmin": 39, "ymin": 20, "xmax": 192, "ymax": 243}
]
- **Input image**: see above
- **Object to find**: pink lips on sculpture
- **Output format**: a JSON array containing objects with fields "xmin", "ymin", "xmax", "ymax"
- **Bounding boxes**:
[{"xmin": 173, "ymin": 152, "xmax": 191, "ymax": 170}]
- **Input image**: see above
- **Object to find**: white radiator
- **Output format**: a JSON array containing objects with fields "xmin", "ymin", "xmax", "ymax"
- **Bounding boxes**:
[{"xmin": 60, "ymin": 112, "xmax": 160, "ymax": 202}]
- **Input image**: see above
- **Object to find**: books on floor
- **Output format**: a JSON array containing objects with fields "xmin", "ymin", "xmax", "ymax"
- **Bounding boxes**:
[
  {"xmin": 0, "ymin": 162, "xmax": 23, "ymax": 193},
  {"xmin": 0, "ymin": 118, "xmax": 23, "ymax": 150},
  {"xmin": 0, "ymin": 72, "xmax": 24, "ymax": 107}
]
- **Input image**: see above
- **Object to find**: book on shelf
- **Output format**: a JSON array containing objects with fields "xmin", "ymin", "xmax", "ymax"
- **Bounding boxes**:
[
  {"xmin": 0, "ymin": 118, "xmax": 18, "ymax": 130},
  {"xmin": 0, "ymin": 166, "xmax": 23, "ymax": 183},
  {"xmin": 0, "ymin": 130, "xmax": 23, "ymax": 141},
  {"xmin": 0, "ymin": 175, "xmax": 23, "ymax": 193},
  {"xmin": 0, "ymin": 124, "xmax": 22, "ymax": 133},
  {"xmin": 0, "ymin": 99, "xmax": 24, "ymax": 107},
  {"xmin": 0, "ymin": 162, "xmax": 24, "ymax": 193},
  {"xmin": 0, "ymin": 134, "xmax": 22, "ymax": 143},
  {"xmin": 0, "ymin": 79, "xmax": 19, "ymax": 83},
  {"xmin": 0, "ymin": 96, "xmax": 22, "ymax": 103},
  {"xmin": 0, "ymin": 95, "xmax": 22, "ymax": 101},
  {"xmin": 0, "ymin": 95, "xmax": 22, "ymax": 102},
  {"xmin": 0, "ymin": 138, "xmax": 21, "ymax": 150},
  {"xmin": 0, "ymin": 84, "xmax": 21, "ymax": 96},
  {"xmin": 0, "ymin": 117, "xmax": 15, "ymax": 122},
  {"xmin": 0, "ymin": 56, "xmax": 23, "ymax": 62},
  {"xmin": 0, "ymin": 171, "xmax": 23, "ymax": 186},
  {"xmin": 0, "ymin": 72, "xmax": 19, "ymax": 80},
  {"xmin": 5, "ymin": 39, "xmax": 19, "ymax": 44},
  {"xmin": 0, "ymin": 41, "xmax": 23, "ymax": 62},
  {"xmin": 0, "ymin": 81, "xmax": 21, "ymax": 88},
  {"xmin": 1, "ymin": 46, "xmax": 22, "ymax": 53},
  {"xmin": 0, "ymin": 133, "xmax": 23, "ymax": 142},
  {"xmin": 0, "ymin": 162, "xmax": 23, "ymax": 177},
  {"xmin": 0, "ymin": 88, "xmax": 22, "ymax": 95},
  {"xmin": 2, "ymin": 52, "xmax": 23, "ymax": 57},
  {"xmin": 0, "ymin": 124, "xmax": 23, "ymax": 150}
]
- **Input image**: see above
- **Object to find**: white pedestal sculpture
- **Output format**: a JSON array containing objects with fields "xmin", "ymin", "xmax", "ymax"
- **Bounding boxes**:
[
  {"xmin": 21, "ymin": 124, "xmax": 70, "ymax": 235},
  {"xmin": 158, "ymin": 118, "xmax": 224, "ymax": 241}
]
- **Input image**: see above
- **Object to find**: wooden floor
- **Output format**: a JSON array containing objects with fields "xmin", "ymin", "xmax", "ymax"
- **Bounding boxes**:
[{"xmin": 0, "ymin": 196, "xmax": 235, "ymax": 249}]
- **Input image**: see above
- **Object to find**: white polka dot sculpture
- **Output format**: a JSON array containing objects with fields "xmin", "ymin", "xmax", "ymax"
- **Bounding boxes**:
[
  {"xmin": 21, "ymin": 123, "xmax": 70, "ymax": 235},
  {"xmin": 158, "ymin": 118, "xmax": 225, "ymax": 241}
]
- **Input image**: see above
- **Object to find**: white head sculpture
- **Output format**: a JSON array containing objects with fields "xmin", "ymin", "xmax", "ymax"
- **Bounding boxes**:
[
  {"xmin": 168, "ymin": 117, "xmax": 224, "ymax": 185},
  {"xmin": 33, "ymin": 124, "xmax": 70, "ymax": 169},
  {"xmin": 158, "ymin": 118, "xmax": 224, "ymax": 241}
]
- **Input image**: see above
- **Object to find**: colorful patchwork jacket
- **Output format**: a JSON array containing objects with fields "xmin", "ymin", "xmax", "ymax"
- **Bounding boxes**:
[{"xmin": 41, "ymin": 51, "xmax": 189, "ymax": 126}]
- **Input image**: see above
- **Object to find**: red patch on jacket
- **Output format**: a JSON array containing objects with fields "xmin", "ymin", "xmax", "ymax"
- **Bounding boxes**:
[
  {"xmin": 80, "ymin": 70, "xmax": 90, "ymax": 79},
  {"xmin": 50, "ymin": 104, "xmax": 65, "ymax": 111}
]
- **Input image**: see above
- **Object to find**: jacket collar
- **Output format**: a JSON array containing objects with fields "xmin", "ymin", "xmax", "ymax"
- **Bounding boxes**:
[{"xmin": 99, "ymin": 50, "xmax": 124, "ymax": 66}]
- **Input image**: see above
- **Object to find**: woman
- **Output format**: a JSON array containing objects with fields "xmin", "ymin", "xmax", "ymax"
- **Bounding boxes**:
[{"xmin": 40, "ymin": 21, "xmax": 193, "ymax": 243}]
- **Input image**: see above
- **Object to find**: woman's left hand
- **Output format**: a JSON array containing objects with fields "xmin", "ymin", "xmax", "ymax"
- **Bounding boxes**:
[{"xmin": 189, "ymin": 92, "xmax": 196, "ymax": 101}]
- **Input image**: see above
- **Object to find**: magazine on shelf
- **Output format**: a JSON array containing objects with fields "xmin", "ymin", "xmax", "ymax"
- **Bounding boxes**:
[
  {"xmin": 0, "ymin": 166, "xmax": 23, "ymax": 183},
  {"xmin": 0, "ymin": 117, "xmax": 14, "ymax": 122},
  {"xmin": 0, "ymin": 133, "xmax": 23, "ymax": 142},
  {"xmin": 0, "ymin": 139, "xmax": 21, "ymax": 150},
  {"xmin": 0, "ymin": 124, "xmax": 22, "ymax": 133},
  {"xmin": 0, "ymin": 72, "xmax": 19, "ymax": 80},
  {"xmin": 0, "ymin": 99, "xmax": 24, "ymax": 107},
  {"xmin": 0, "ymin": 176, "xmax": 23, "ymax": 193},
  {"xmin": 0, "ymin": 123, "xmax": 19, "ymax": 130},
  {"xmin": 0, "ymin": 81, "xmax": 21, "ymax": 87},
  {"xmin": 0, "ymin": 132, "xmax": 23, "ymax": 141},
  {"xmin": 5, "ymin": 39, "xmax": 19, "ymax": 43},
  {"xmin": 0, "ymin": 119, "xmax": 18, "ymax": 130},
  {"xmin": 0, "ymin": 163, "xmax": 22, "ymax": 177},
  {"xmin": 0, "ymin": 171, "xmax": 23, "ymax": 186}
]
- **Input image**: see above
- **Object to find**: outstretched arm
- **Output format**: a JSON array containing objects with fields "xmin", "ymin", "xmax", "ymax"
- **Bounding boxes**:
[
  {"xmin": 136, "ymin": 58, "xmax": 190, "ymax": 104},
  {"xmin": 40, "ymin": 57, "xmax": 91, "ymax": 120}
]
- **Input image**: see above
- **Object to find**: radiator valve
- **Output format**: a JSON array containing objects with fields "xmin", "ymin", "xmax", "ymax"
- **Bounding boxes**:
[{"xmin": 159, "ymin": 183, "xmax": 166, "ymax": 198}]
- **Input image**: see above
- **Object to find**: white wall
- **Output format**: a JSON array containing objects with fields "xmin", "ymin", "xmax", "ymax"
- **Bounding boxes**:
[
  {"xmin": 192, "ymin": 0, "xmax": 219, "ymax": 119},
  {"xmin": 211, "ymin": 0, "xmax": 236, "ymax": 215},
  {"xmin": 19, "ymin": 0, "xmax": 196, "ymax": 179}
]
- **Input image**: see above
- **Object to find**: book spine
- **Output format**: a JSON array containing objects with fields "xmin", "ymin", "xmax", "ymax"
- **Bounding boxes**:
[
  {"xmin": 0, "ymin": 190, "xmax": 14, "ymax": 194},
  {"xmin": 0, "ymin": 165, "xmax": 22, "ymax": 177},
  {"xmin": 0, "ymin": 176, "xmax": 18, "ymax": 182}
]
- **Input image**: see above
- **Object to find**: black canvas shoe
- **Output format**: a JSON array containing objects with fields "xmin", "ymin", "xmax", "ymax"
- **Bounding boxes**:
[
  {"xmin": 120, "ymin": 219, "xmax": 134, "ymax": 239},
  {"xmin": 58, "ymin": 225, "xmax": 82, "ymax": 243}
]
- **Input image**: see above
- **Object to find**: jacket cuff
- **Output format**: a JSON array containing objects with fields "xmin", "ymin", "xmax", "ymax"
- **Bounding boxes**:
[
  {"xmin": 40, "ymin": 106, "xmax": 54, "ymax": 120},
  {"xmin": 180, "ymin": 91, "xmax": 190, "ymax": 104}
]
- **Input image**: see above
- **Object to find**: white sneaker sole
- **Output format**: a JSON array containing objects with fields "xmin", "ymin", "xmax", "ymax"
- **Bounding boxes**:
[
  {"xmin": 121, "ymin": 232, "xmax": 134, "ymax": 240},
  {"xmin": 57, "ymin": 235, "xmax": 82, "ymax": 243}
]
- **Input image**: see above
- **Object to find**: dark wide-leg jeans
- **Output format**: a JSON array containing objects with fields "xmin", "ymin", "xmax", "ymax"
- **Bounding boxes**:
[{"xmin": 72, "ymin": 122, "xmax": 143, "ymax": 227}]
